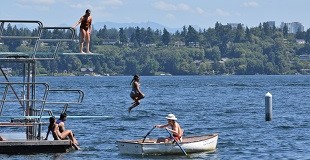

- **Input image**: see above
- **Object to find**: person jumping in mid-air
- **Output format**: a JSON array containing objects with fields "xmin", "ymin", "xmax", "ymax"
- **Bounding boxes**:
[{"xmin": 128, "ymin": 75, "xmax": 145, "ymax": 113}]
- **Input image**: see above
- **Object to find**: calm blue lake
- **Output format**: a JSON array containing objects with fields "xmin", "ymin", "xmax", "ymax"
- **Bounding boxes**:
[{"xmin": 0, "ymin": 75, "xmax": 309, "ymax": 159}]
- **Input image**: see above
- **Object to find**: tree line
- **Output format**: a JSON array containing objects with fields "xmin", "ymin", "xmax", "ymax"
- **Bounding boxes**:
[{"xmin": 0, "ymin": 22, "xmax": 309, "ymax": 75}]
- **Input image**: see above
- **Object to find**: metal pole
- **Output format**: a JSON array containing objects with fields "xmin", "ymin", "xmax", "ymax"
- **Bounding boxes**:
[
  {"xmin": 31, "ymin": 61, "xmax": 38, "ymax": 139},
  {"xmin": 265, "ymin": 92, "xmax": 272, "ymax": 121}
]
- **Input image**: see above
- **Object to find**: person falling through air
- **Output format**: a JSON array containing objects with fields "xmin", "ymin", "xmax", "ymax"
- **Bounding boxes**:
[{"xmin": 128, "ymin": 75, "xmax": 145, "ymax": 113}]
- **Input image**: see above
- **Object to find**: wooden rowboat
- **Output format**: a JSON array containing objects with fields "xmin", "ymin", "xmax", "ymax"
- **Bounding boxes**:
[{"xmin": 117, "ymin": 133, "xmax": 218, "ymax": 155}]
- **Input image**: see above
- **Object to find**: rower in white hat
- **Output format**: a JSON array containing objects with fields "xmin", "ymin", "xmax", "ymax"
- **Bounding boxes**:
[{"xmin": 155, "ymin": 114, "xmax": 183, "ymax": 143}]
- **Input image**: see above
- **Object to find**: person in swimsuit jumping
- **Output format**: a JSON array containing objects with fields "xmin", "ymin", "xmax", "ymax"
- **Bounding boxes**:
[
  {"xmin": 128, "ymin": 75, "xmax": 145, "ymax": 113},
  {"xmin": 155, "ymin": 114, "xmax": 183, "ymax": 143},
  {"xmin": 72, "ymin": 9, "xmax": 92, "ymax": 53}
]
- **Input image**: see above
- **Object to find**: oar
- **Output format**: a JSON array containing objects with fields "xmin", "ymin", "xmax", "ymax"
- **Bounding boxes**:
[
  {"xmin": 165, "ymin": 128, "xmax": 188, "ymax": 156},
  {"xmin": 142, "ymin": 126, "xmax": 156, "ymax": 143}
]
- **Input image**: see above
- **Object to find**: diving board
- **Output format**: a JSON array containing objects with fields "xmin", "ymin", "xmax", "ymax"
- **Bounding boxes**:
[
  {"xmin": 0, "ymin": 52, "xmax": 30, "ymax": 55},
  {"xmin": 0, "ymin": 115, "xmax": 113, "ymax": 119},
  {"xmin": 61, "ymin": 52, "xmax": 101, "ymax": 55},
  {"xmin": 0, "ymin": 52, "xmax": 30, "ymax": 59},
  {"xmin": 0, "ymin": 52, "xmax": 102, "ymax": 61},
  {"xmin": 0, "ymin": 52, "xmax": 101, "ymax": 56}
]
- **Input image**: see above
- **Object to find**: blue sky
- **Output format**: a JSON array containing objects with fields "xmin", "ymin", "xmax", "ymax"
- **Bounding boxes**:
[{"xmin": 0, "ymin": 0, "xmax": 309, "ymax": 30}]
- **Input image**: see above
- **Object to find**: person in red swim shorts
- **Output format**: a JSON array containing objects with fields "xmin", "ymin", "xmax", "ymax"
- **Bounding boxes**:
[{"xmin": 155, "ymin": 114, "xmax": 183, "ymax": 143}]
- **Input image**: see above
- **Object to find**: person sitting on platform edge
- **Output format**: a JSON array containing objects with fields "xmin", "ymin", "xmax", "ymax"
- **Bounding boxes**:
[
  {"xmin": 155, "ymin": 114, "xmax": 183, "ymax": 143},
  {"xmin": 72, "ymin": 9, "xmax": 92, "ymax": 53},
  {"xmin": 56, "ymin": 112, "xmax": 67, "ymax": 133},
  {"xmin": 44, "ymin": 117, "xmax": 79, "ymax": 149}
]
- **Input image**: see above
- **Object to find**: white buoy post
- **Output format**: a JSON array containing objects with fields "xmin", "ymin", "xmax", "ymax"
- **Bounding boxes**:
[{"xmin": 265, "ymin": 92, "xmax": 272, "ymax": 121}]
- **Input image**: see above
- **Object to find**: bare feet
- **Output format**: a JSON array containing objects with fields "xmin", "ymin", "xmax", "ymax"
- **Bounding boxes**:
[
  {"xmin": 0, "ymin": 136, "xmax": 5, "ymax": 141},
  {"xmin": 128, "ymin": 106, "xmax": 134, "ymax": 113},
  {"xmin": 72, "ymin": 143, "xmax": 80, "ymax": 150},
  {"xmin": 128, "ymin": 101, "xmax": 140, "ymax": 113}
]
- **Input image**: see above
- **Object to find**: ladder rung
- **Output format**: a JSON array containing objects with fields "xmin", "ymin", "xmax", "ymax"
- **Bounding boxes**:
[
  {"xmin": 38, "ymin": 39, "xmax": 75, "ymax": 42},
  {"xmin": 0, "ymin": 36, "xmax": 39, "ymax": 39},
  {"xmin": 0, "ymin": 122, "xmax": 42, "ymax": 126}
]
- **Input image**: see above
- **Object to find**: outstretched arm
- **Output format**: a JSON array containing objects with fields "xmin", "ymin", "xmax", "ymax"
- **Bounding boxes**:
[
  {"xmin": 155, "ymin": 123, "xmax": 169, "ymax": 128},
  {"xmin": 72, "ymin": 17, "xmax": 82, "ymax": 28}
]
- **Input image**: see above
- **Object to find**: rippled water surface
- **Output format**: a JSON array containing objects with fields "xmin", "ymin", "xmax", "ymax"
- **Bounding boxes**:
[{"xmin": 0, "ymin": 75, "xmax": 309, "ymax": 159}]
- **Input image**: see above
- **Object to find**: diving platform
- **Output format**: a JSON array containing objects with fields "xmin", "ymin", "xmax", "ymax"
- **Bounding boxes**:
[
  {"xmin": 0, "ymin": 20, "xmax": 101, "ymax": 60},
  {"xmin": 0, "ymin": 52, "xmax": 101, "ymax": 62},
  {"xmin": 61, "ymin": 52, "xmax": 101, "ymax": 55},
  {"xmin": 0, "ymin": 20, "xmax": 88, "ymax": 154},
  {"xmin": 0, "ymin": 138, "xmax": 75, "ymax": 154}
]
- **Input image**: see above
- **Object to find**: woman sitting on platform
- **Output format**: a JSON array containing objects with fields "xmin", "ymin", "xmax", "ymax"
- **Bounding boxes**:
[{"xmin": 45, "ymin": 117, "xmax": 79, "ymax": 146}]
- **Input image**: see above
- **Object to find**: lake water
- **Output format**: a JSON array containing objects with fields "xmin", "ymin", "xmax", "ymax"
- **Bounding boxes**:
[{"xmin": 0, "ymin": 75, "xmax": 309, "ymax": 159}]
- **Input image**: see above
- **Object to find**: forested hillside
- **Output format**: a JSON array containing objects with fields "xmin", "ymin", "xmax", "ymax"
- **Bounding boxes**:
[{"xmin": 0, "ymin": 22, "xmax": 309, "ymax": 75}]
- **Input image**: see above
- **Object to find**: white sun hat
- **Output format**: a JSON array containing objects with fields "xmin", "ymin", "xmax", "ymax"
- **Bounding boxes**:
[{"xmin": 166, "ymin": 114, "xmax": 177, "ymax": 120}]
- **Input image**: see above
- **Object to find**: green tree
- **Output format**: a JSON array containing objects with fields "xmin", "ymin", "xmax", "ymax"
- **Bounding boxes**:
[
  {"xmin": 282, "ymin": 24, "xmax": 288, "ymax": 38},
  {"xmin": 134, "ymin": 27, "xmax": 142, "ymax": 46},
  {"xmin": 119, "ymin": 27, "xmax": 127, "ymax": 45},
  {"xmin": 205, "ymin": 46, "xmax": 221, "ymax": 61},
  {"xmin": 144, "ymin": 27, "xmax": 155, "ymax": 44},
  {"xmin": 234, "ymin": 24, "xmax": 244, "ymax": 43},
  {"xmin": 185, "ymin": 25, "xmax": 199, "ymax": 46},
  {"xmin": 162, "ymin": 28, "xmax": 171, "ymax": 45},
  {"xmin": 97, "ymin": 25, "xmax": 108, "ymax": 39}
]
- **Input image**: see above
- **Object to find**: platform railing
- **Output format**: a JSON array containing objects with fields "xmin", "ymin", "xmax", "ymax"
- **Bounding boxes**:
[
  {"xmin": 0, "ymin": 82, "xmax": 84, "ymax": 121},
  {"xmin": 0, "ymin": 20, "xmax": 43, "ymax": 39},
  {"xmin": 34, "ymin": 27, "xmax": 77, "ymax": 59},
  {"xmin": 0, "ymin": 82, "xmax": 50, "ymax": 116},
  {"xmin": 0, "ymin": 20, "xmax": 77, "ymax": 59}
]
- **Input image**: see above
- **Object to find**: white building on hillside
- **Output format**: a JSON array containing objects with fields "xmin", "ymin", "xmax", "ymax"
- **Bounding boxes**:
[{"xmin": 280, "ymin": 22, "xmax": 304, "ymax": 34}]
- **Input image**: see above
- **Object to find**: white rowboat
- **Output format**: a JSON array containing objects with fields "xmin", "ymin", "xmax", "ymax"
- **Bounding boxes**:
[{"xmin": 117, "ymin": 133, "xmax": 218, "ymax": 155}]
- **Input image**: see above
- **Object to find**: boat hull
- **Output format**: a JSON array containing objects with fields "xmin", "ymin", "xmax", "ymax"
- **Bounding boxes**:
[{"xmin": 117, "ymin": 133, "xmax": 218, "ymax": 155}]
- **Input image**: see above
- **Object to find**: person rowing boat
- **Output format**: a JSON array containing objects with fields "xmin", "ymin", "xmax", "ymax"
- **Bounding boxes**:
[{"xmin": 155, "ymin": 113, "xmax": 183, "ymax": 143}]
